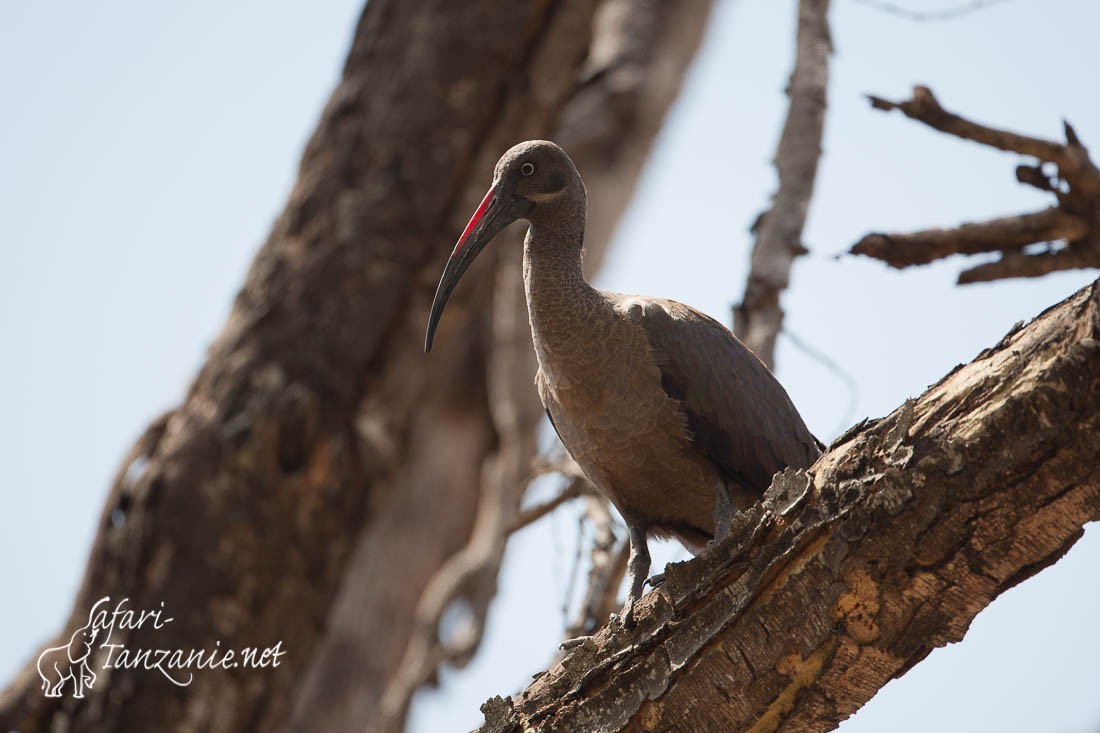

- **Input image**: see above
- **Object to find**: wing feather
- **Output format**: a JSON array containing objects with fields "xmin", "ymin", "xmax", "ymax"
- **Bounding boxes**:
[{"xmin": 628, "ymin": 298, "xmax": 820, "ymax": 496}]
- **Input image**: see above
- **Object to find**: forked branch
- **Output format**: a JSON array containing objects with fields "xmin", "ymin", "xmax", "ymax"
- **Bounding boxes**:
[{"xmin": 852, "ymin": 86, "xmax": 1100, "ymax": 283}]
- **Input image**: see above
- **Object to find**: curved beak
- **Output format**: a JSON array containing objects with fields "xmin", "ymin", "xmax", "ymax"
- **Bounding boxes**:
[{"xmin": 425, "ymin": 184, "xmax": 516, "ymax": 352}]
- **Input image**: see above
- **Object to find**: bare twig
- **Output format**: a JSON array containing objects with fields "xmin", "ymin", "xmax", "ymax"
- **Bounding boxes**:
[
  {"xmin": 867, "ymin": 87, "xmax": 1069, "ymax": 165},
  {"xmin": 851, "ymin": 0, "xmax": 1015, "ymax": 22},
  {"xmin": 781, "ymin": 329, "xmax": 858, "ymax": 439},
  {"xmin": 564, "ymin": 496, "xmax": 628, "ymax": 640},
  {"xmin": 530, "ymin": 451, "xmax": 586, "ymax": 480},
  {"xmin": 510, "ymin": 477, "xmax": 589, "ymax": 534},
  {"xmin": 560, "ymin": 512, "xmax": 588, "ymax": 626},
  {"xmin": 734, "ymin": 0, "xmax": 832, "ymax": 369},
  {"xmin": 853, "ymin": 86, "xmax": 1100, "ymax": 283}
]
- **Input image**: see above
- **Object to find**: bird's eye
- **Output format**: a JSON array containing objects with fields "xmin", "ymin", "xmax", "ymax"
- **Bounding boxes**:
[{"xmin": 520, "ymin": 162, "xmax": 535, "ymax": 176}]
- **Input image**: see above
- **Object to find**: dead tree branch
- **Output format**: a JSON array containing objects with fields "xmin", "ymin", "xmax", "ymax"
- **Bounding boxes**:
[
  {"xmin": 734, "ymin": 0, "xmax": 831, "ymax": 369},
  {"xmin": 852, "ymin": 86, "xmax": 1100, "ymax": 283},
  {"xmin": 477, "ymin": 278, "xmax": 1100, "ymax": 732},
  {"xmin": 852, "ymin": 207, "xmax": 1087, "ymax": 267}
]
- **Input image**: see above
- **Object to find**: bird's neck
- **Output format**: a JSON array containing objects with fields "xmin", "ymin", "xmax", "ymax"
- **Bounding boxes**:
[{"xmin": 522, "ymin": 216, "xmax": 601, "ymax": 352}]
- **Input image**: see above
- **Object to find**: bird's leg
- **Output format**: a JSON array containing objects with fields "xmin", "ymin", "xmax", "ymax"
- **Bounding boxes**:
[
  {"xmin": 709, "ymin": 480, "xmax": 735, "ymax": 550},
  {"xmin": 558, "ymin": 525, "xmax": 651, "ymax": 649},
  {"xmin": 621, "ymin": 523, "xmax": 651, "ymax": 628}
]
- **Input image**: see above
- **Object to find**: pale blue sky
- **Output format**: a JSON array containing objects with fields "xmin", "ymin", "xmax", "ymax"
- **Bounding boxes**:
[{"xmin": 2, "ymin": 1, "xmax": 1097, "ymax": 732}]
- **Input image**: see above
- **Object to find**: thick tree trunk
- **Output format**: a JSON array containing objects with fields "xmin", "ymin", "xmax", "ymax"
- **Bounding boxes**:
[
  {"xmin": 0, "ymin": 1, "xmax": 715, "ymax": 731},
  {"xmin": 478, "ymin": 279, "xmax": 1100, "ymax": 732}
]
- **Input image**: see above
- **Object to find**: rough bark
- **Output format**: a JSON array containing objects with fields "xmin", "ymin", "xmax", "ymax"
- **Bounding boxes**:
[
  {"xmin": 734, "ymin": 0, "xmax": 831, "ymax": 369},
  {"xmin": 851, "ymin": 86, "xmax": 1100, "ymax": 283},
  {"xmin": 477, "ymin": 278, "xmax": 1100, "ymax": 732},
  {"xmin": 0, "ymin": 1, "xmax": 716, "ymax": 732}
]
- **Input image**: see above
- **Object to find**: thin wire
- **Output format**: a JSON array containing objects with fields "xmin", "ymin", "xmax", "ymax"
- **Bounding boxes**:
[
  {"xmin": 781, "ymin": 328, "xmax": 860, "ymax": 441},
  {"xmin": 850, "ymin": 0, "xmax": 1015, "ymax": 22}
]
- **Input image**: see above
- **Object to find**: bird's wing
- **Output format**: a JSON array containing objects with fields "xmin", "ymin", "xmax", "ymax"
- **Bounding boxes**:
[{"xmin": 625, "ymin": 297, "xmax": 820, "ymax": 496}]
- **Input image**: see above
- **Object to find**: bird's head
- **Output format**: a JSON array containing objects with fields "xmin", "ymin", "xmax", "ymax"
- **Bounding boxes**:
[{"xmin": 424, "ymin": 140, "xmax": 583, "ymax": 352}]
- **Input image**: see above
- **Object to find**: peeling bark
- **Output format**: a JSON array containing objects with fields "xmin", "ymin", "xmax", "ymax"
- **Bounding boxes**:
[
  {"xmin": 0, "ymin": 1, "xmax": 716, "ymax": 731},
  {"xmin": 477, "ymin": 279, "xmax": 1100, "ymax": 732}
]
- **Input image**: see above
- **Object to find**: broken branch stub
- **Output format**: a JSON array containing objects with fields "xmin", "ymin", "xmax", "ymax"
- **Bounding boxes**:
[{"xmin": 852, "ymin": 85, "xmax": 1100, "ymax": 283}]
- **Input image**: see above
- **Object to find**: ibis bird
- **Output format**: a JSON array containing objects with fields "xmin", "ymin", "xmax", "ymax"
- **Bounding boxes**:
[{"xmin": 425, "ymin": 140, "xmax": 821, "ymax": 625}]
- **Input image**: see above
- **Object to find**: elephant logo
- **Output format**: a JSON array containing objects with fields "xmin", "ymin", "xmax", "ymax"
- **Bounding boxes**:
[{"xmin": 37, "ymin": 599, "xmax": 108, "ymax": 698}]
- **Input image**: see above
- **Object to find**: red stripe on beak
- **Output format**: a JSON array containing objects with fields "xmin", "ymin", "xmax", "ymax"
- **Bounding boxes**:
[{"xmin": 451, "ymin": 186, "xmax": 496, "ymax": 258}]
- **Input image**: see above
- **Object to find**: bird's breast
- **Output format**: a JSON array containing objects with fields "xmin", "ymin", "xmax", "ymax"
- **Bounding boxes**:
[{"xmin": 533, "ymin": 319, "xmax": 718, "ymax": 532}]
